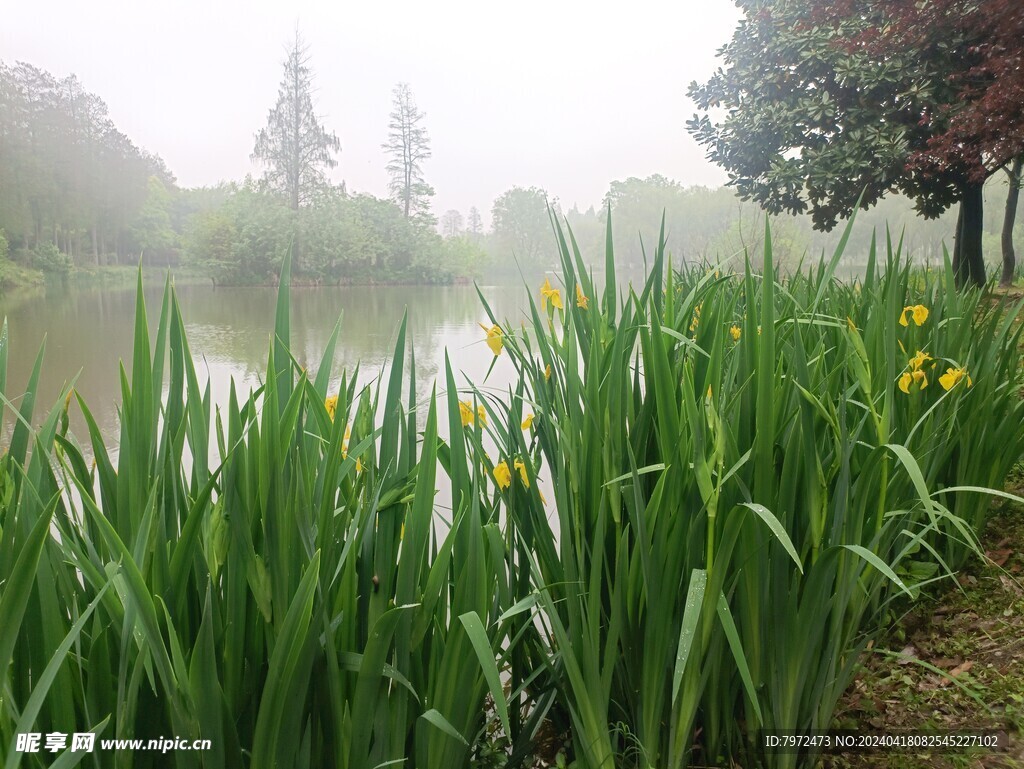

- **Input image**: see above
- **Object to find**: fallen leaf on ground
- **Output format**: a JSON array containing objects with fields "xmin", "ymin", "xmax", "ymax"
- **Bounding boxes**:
[
  {"xmin": 947, "ymin": 660, "xmax": 974, "ymax": 680},
  {"xmin": 987, "ymin": 548, "xmax": 1013, "ymax": 567}
]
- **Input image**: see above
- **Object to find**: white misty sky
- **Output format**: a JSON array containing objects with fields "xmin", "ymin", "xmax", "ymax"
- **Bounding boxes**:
[{"xmin": 1, "ymin": 0, "xmax": 740, "ymax": 222}]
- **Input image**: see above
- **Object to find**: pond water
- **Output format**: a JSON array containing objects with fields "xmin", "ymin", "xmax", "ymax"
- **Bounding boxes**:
[{"xmin": 0, "ymin": 279, "xmax": 533, "ymax": 453}]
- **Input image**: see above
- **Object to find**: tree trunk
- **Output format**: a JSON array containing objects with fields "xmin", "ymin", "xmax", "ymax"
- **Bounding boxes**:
[
  {"xmin": 92, "ymin": 225, "xmax": 99, "ymax": 266},
  {"xmin": 953, "ymin": 182, "xmax": 986, "ymax": 289},
  {"xmin": 1001, "ymin": 157, "xmax": 1022, "ymax": 287}
]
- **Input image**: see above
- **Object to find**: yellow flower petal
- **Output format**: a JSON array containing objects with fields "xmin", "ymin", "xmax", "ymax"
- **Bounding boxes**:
[
  {"xmin": 544, "ymin": 364, "xmax": 552, "ymax": 381},
  {"xmin": 898, "ymin": 372, "xmax": 912, "ymax": 394},
  {"xmin": 900, "ymin": 305, "xmax": 929, "ymax": 327},
  {"xmin": 459, "ymin": 400, "xmax": 474, "ymax": 427},
  {"xmin": 514, "ymin": 458, "xmax": 530, "ymax": 488},
  {"xmin": 938, "ymin": 366, "xmax": 970, "ymax": 391},
  {"xmin": 549, "ymin": 288, "xmax": 563, "ymax": 310},
  {"xmin": 480, "ymin": 323, "xmax": 503, "ymax": 356},
  {"xmin": 493, "ymin": 461, "xmax": 511, "ymax": 490},
  {"xmin": 730, "ymin": 325, "xmax": 741, "ymax": 342},
  {"xmin": 325, "ymin": 394, "xmax": 338, "ymax": 420},
  {"xmin": 477, "ymin": 405, "xmax": 487, "ymax": 426},
  {"xmin": 521, "ymin": 413, "xmax": 534, "ymax": 430},
  {"xmin": 540, "ymin": 277, "xmax": 553, "ymax": 310},
  {"xmin": 909, "ymin": 350, "xmax": 931, "ymax": 371}
]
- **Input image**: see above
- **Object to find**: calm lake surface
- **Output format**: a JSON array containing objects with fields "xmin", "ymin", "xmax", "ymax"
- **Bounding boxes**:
[{"xmin": 0, "ymin": 280, "xmax": 535, "ymax": 452}]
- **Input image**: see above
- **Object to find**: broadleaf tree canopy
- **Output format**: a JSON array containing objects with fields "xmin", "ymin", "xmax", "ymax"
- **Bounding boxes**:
[{"xmin": 688, "ymin": 0, "xmax": 1024, "ymax": 286}]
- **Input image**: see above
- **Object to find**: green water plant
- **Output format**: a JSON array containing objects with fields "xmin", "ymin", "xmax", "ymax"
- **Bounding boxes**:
[
  {"xmin": 0, "ymin": 256, "xmax": 532, "ymax": 769},
  {"xmin": 476, "ymin": 216, "xmax": 1024, "ymax": 768},
  {"xmin": 2, "ymin": 217, "xmax": 1023, "ymax": 769}
]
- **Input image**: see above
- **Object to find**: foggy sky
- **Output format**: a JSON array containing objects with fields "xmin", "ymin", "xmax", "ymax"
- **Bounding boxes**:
[{"xmin": 1, "ymin": 0, "xmax": 740, "ymax": 221}]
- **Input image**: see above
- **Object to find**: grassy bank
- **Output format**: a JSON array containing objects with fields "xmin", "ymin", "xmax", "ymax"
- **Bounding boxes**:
[
  {"xmin": 0, "ymin": 260, "xmax": 45, "ymax": 292},
  {"xmin": 0, "ymin": 262, "xmax": 214, "ymax": 295},
  {"xmin": 828, "ymin": 502, "xmax": 1024, "ymax": 769},
  {"xmin": 1, "ymin": 219, "xmax": 1023, "ymax": 768}
]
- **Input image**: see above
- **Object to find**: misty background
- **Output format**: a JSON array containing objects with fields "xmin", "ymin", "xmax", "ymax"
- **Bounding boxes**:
[
  {"xmin": 0, "ymin": 0, "xmax": 741, "ymax": 218},
  {"xmin": 0, "ymin": 0, "xmax": 1021, "ymax": 288}
]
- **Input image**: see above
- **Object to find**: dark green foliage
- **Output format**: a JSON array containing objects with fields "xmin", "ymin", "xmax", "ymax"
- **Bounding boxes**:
[
  {"xmin": 686, "ymin": 0, "xmax": 1015, "ymax": 286},
  {"xmin": 687, "ymin": 1, "xmax": 959, "ymax": 230}
]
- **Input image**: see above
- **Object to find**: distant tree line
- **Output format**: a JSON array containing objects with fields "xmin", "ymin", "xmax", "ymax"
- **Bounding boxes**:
[
  {"xmin": 183, "ymin": 183, "xmax": 482, "ymax": 285},
  {"xmin": 0, "ymin": 52, "xmax": 485, "ymax": 286},
  {"xmin": 2, "ymin": 24, "xmax": 1021, "ymax": 291},
  {"xmin": 475, "ymin": 175, "xmax": 1023, "ymax": 278},
  {"xmin": 0, "ymin": 61, "xmax": 175, "ymax": 271}
]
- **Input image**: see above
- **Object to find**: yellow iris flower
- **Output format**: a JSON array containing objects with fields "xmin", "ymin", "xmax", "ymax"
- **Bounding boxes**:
[
  {"xmin": 493, "ymin": 461, "xmax": 512, "ymax": 490},
  {"xmin": 325, "ymin": 394, "xmax": 338, "ymax": 420},
  {"xmin": 909, "ymin": 350, "xmax": 932, "ymax": 371},
  {"xmin": 730, "ymin": 325, "xmax": 741, "ymax": 342},
  {"xmin": 899, "ymin": 305, "xmax": 929, "ymax": 327},
  {"xmin": 479, "ymin": 323, "xmax": 503, "ymax": 356},
  {"xmin": 898, "ymin": 369, "xmax": 928, "ymax": 394},
  {"xmin": 521, "ymin": 413, "xmax": 534, "ymax": 430},
  {"xmin": 540, "ymin": 277, "xmax": 564, "ymax": 311},
  {"xmin": 459, "ymin": 401, "xmax": 487, "ymax": 426},
  {"xmin": 544, "ymin": 364, "xmax": 552, "ymax": 381},
  {"xmin": 898, "ymin": 351, "xmax": 934, "ymax": 394},
  {"xmin": 576, "ymin": 284, "xmax": 589, "ymax": 309},
  {"xmin": 938, "ymin": 366, "xmax": 972, "ymax": 391}
]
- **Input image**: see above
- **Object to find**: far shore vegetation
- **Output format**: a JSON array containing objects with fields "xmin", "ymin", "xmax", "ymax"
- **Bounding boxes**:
[{"xmin": 2, "ymin": 45, "xmax": 1021, "ymax": 293}]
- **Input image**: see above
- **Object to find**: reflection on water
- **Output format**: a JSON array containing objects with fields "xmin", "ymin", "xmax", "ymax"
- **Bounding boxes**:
[{"xmin": 0, "ymin": 280, "xmax": 535, "ymax": 448}]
